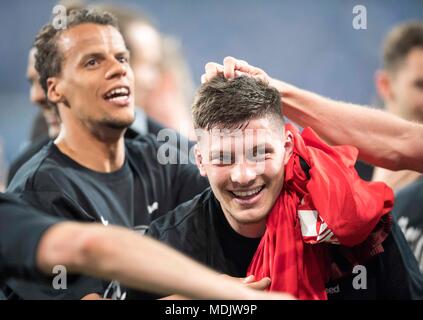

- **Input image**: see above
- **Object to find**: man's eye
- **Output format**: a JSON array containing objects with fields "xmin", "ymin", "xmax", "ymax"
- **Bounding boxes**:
[
  {"xmin": 415, "ymin": 80, "xmax": 423, "ymax": 90},
  {"xmin": 249, "ymin": 149, "xmax": 267, "ymax": 162},
  {"xmin": 85, "ymin": 59, "xmax": 98, "ymax": 67},
  {"xmin": 117, "ymin": 56, "xmax": 128, "ymax": 63},
  {"xmin": 212, "ymin": 155, "xmax": 233, "ymax": 165},
  {"xmin": 254, "ymin": 149, "xmax": 266, "ymax": 156},
  {"xmin": 221, "ymin": 155, "xmax": 233, "ymax": 164}
]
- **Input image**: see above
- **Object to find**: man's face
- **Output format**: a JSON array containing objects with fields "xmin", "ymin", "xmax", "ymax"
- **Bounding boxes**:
[
  {"xmin": 196, "ymin": 117, "xmax": 293, "ymax": 234},
  {"xmin": 383, "ymin": 48, "xmax": 423, "ymax": 121},
  {"xmin": 48, "ymin": 23, "xmax": 135, "ymax": 132},
  {"xmin": 27, "ymin": 48, "xmax": 60, "ymax": 138}
]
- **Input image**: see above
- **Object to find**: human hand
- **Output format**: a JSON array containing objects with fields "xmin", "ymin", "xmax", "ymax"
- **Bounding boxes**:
[{"xmin": 201, "ymin": 56, "xmax": 271, "ymax": 85}]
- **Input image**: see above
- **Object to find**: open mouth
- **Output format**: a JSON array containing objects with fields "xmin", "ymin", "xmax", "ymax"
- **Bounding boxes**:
[
  {"xmin": 230, "ymin": 185, "xmax": 265, "ymax": 202},
  {"xmin": 103, "ymin": 86, "xmax": 131, "ymax": 105}
]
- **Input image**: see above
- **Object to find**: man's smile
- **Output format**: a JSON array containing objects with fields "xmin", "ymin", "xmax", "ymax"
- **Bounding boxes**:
[
  {"xmin": 229, "ymin": 185, "xmax": 266, "ymax": 206},
  {"xmin": 103, "ymin": 85, "xmax": 131, "ymax": 107}
]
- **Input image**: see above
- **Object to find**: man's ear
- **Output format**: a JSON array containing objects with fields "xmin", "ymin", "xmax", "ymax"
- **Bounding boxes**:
[
  {"xmin": 194, "ymin": 145, "xmax": 207, "ymax": 177},
  {"xmin": 47, "ymin": 77, "xmax": 66, "ymax": 105},
  {"xmin": 283, "ymin": 130, "xmax": 294, "ymax": 165},
  {"xmin": 375, "ymin": 70, "xmax": 395, "ymax": 103}
]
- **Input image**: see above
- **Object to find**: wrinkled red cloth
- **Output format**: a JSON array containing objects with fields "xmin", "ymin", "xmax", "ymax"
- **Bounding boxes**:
[{"xmin": 247, "ymin": 124, "xmax": 394, "ymax": 300}]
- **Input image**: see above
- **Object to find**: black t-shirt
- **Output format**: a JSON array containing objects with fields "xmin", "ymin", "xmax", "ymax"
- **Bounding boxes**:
[
  {"xmin": 6, "ymin": 134, "xmax": 208, "ymax": 299},
  {"xmin": 214, "ymin": 201, "xmax": 261, "ymax": 278},
  {"xmin": 0, "ymin": 193, "xmax": 59, "ymax": 286},
  {"xmin": 148, "ymin": 188, "xmax": 423, "ymax": 299},
  {"xmin": 392, "ymin": 178, "xmax": 423, "ymax": 272},
  {"xmin": 7, "ymin": 121, "xmax": 194, "ymax": 186},
  {"xmin": 7, "ymin": 135, "xmax": 50, "ymax": 186}
]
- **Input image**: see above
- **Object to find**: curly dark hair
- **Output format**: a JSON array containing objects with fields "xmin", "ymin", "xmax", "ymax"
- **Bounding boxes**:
[
  {"xmin": 192, "ymin": 75, "xmax": 283, "ymax": 131},
  {"xmin": 33, "ymin": 8, "xmax": 119, "ymax": 95}
]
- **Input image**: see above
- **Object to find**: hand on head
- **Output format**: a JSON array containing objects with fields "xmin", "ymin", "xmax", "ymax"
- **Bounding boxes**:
[{"xmin": 201, "ymin": 56, "xmax": 270, "ymax": 84}]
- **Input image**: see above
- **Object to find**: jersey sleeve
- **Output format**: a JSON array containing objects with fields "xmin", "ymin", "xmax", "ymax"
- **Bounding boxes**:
[
  {"xmin": 5, "ymin": 172, "xmax": 106, "ymax": 299},
  {"xmin": 0, "ymin": 195, "xmax": 59, "ymax": 282}
]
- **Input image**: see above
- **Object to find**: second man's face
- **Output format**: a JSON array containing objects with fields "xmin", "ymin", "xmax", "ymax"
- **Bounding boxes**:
[
  {"xmin": 196, "ymin": 117, "xmax": 293, "ymax": 234},
  {"xmin": 49, "ymin": 23, "xmax": 135, "ymax": 131},
  {"xmin": 388, "ymin": 48, "xmax": 423, "ymax": 121}
]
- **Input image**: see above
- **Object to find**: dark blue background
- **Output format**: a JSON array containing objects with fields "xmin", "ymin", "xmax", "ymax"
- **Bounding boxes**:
[{"xmin": 0, "ymin": 0, "xmax": 422, "ymax": 168}]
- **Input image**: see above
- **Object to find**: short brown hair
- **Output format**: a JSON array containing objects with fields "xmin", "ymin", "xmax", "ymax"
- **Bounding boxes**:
[
  {"xmin": 383, "ymin": 21, "xmax": 423, "ymax": 73},
  {"xmin": 34, "ymin": 8, "xmax": 119, "ymax": 95},
  {"xmin": 192, "ymin": 75, "xmax": 283, "ymax": 131}
]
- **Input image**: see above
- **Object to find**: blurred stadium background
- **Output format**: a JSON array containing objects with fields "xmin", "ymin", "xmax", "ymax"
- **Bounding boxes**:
[{"xmin": 0, "ymin": 0, "xmax": 422, "ymax": 173}]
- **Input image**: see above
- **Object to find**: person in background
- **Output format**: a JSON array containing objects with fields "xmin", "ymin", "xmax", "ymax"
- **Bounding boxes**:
[
  {"xmin": 372, "ymin": 21, "xmax": 423, "ymax": 190},
  {"xmin": 7, "ymin": 48, "xmax": 61, "ymax": 185},
  {"xmin": 0, "ymin": 139, "xmax": 6, "ymax": 192},
  {"xmin": 141, "ymin": 35, "xmax": 196, "ymax": 139},
  {"xmin": 90, "ymin": 3, "xmax": 195, "ymax": 137}
]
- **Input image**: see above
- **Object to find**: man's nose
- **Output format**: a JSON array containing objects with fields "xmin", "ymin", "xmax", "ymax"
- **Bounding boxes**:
[
  {"xmin": 105, "ymin": 59, "xmax": 127, "ymax": 79},
  {"xmin": 230, "ymin": 162, "xmax": 257, "ymax": 186}
]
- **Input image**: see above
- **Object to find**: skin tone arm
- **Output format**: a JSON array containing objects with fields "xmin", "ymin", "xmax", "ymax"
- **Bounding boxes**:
[
  {"xmin": 161, "ymin": 276, "xmax": 272, "ymax": 300},
  {"xmin": 36, "ymin": 222, "xmax": 293, "ymax": 300},
  {"xmin": 202, "ymin": 57, "xmax": 423, "ymax": 173}
]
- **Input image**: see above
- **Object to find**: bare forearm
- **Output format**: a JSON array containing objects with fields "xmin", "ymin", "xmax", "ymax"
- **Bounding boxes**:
[
  {"xmin": 272, "ymin": 79, "xmax": 423, "ymax": 172},
  {"xmin": 37, "ymin": 223, "xmax": 279, "ymax": 299},
  {"xmin": 82, "ymin": 226, "xmax": 250, "ymax": 299}
]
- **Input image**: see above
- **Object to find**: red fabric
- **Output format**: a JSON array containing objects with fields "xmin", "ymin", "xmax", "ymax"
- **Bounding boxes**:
[{"xmin": 247, "ymin": 124, "xmax": 394, "ymax": 300}]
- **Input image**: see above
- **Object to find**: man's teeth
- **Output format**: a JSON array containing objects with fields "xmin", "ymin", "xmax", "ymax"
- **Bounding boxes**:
[
  {"xmin": 232, "ymin": 186, "xmax": 263, "ymax": 197},
  {"xmin": 105, "ymin": 87, "xmax": 129, "ymax": 99},
  {"xmin": 109, "ymin": 95, "xmax": 128, "ymax": 102}
]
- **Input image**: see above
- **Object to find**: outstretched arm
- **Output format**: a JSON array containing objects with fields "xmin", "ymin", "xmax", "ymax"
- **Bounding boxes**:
[
  {"xmin": 36, "ymin": 222, "xmax": 293, "ymax": 300},
  {"xmin": 202, "ymin": 57, "xmax": 423, "ymax": 172}
]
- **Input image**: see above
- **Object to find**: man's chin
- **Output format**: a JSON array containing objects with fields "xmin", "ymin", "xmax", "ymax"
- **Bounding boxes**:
[
  {"xmin": 231, "ymin": 209, "xmax": 268, "ymax": 225},
  {"xmin": 102, "ymin": 117, "xmax": 135, "ymax": 130},
  {"xmin": 105, "ymin": 121, "xmax": 132, "ymax": 130}
]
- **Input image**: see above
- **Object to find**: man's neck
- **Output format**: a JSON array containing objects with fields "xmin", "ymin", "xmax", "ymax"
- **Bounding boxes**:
[
  {"xmin": 54, "ymin": 124, "xmax": 126, "ymax": 173},
  {"xmin": 222, "ymin": 209, "xmax": 266, "ymax": 239},
  {"xmin": 385, "ymin": 102, "xmax": 416, "ymax": 122}
]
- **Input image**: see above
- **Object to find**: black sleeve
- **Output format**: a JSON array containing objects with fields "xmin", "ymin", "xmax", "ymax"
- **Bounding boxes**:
[
  {"xmin": 0, "ymin": 194, "xmax": 59, "ymax": 282},
  {"xmin": 146, "ymin": 196, "xmax": 210, "ymax": 264},
  {"xmin": 153, "ymin": 133, "xmax": 209, "ymax": 206},
  {"xmin": 6, "ymin": 137, "xmax": 50, "ymax": 186},
  {"xmin": 173, "ymin": 163, "xmax": 209, "ymax": 206},
  {"xmin": 8, "ymin": 168, "xmax": 96, "ymax": 222},
  {"xmin": 130, "ymin": 134, "xmax": 209, "ymax": 216},
  {"xmin": 146, "ymin": 220, "xmax": 161, "ymax": 240},
  {"xmin": 6, "ymin": 174, "xmax": 106, "ymax": 299},
  {"xmin": 146, "ymin": 219, "xmax": 187, "ymax": 253},
  {"xmin": 380, "ymin": 220, "xmax": 423, "ymax": 299}
]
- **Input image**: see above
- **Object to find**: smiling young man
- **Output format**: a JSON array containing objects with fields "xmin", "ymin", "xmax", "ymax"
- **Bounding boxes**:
[
  {"xmin": 148, "ymin": 76, "xmax": 292, "ymax": 295},
  {"xmin": 148, "ymin": 74, "xmax": 423, "ymax": 300},
  {"xmin": 6, "ymin": 9, "xmax": 208, "ymax": 299},
  {"xmin": 191, "ymin": 78, "xmax": 292, "ymax": 240}
]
